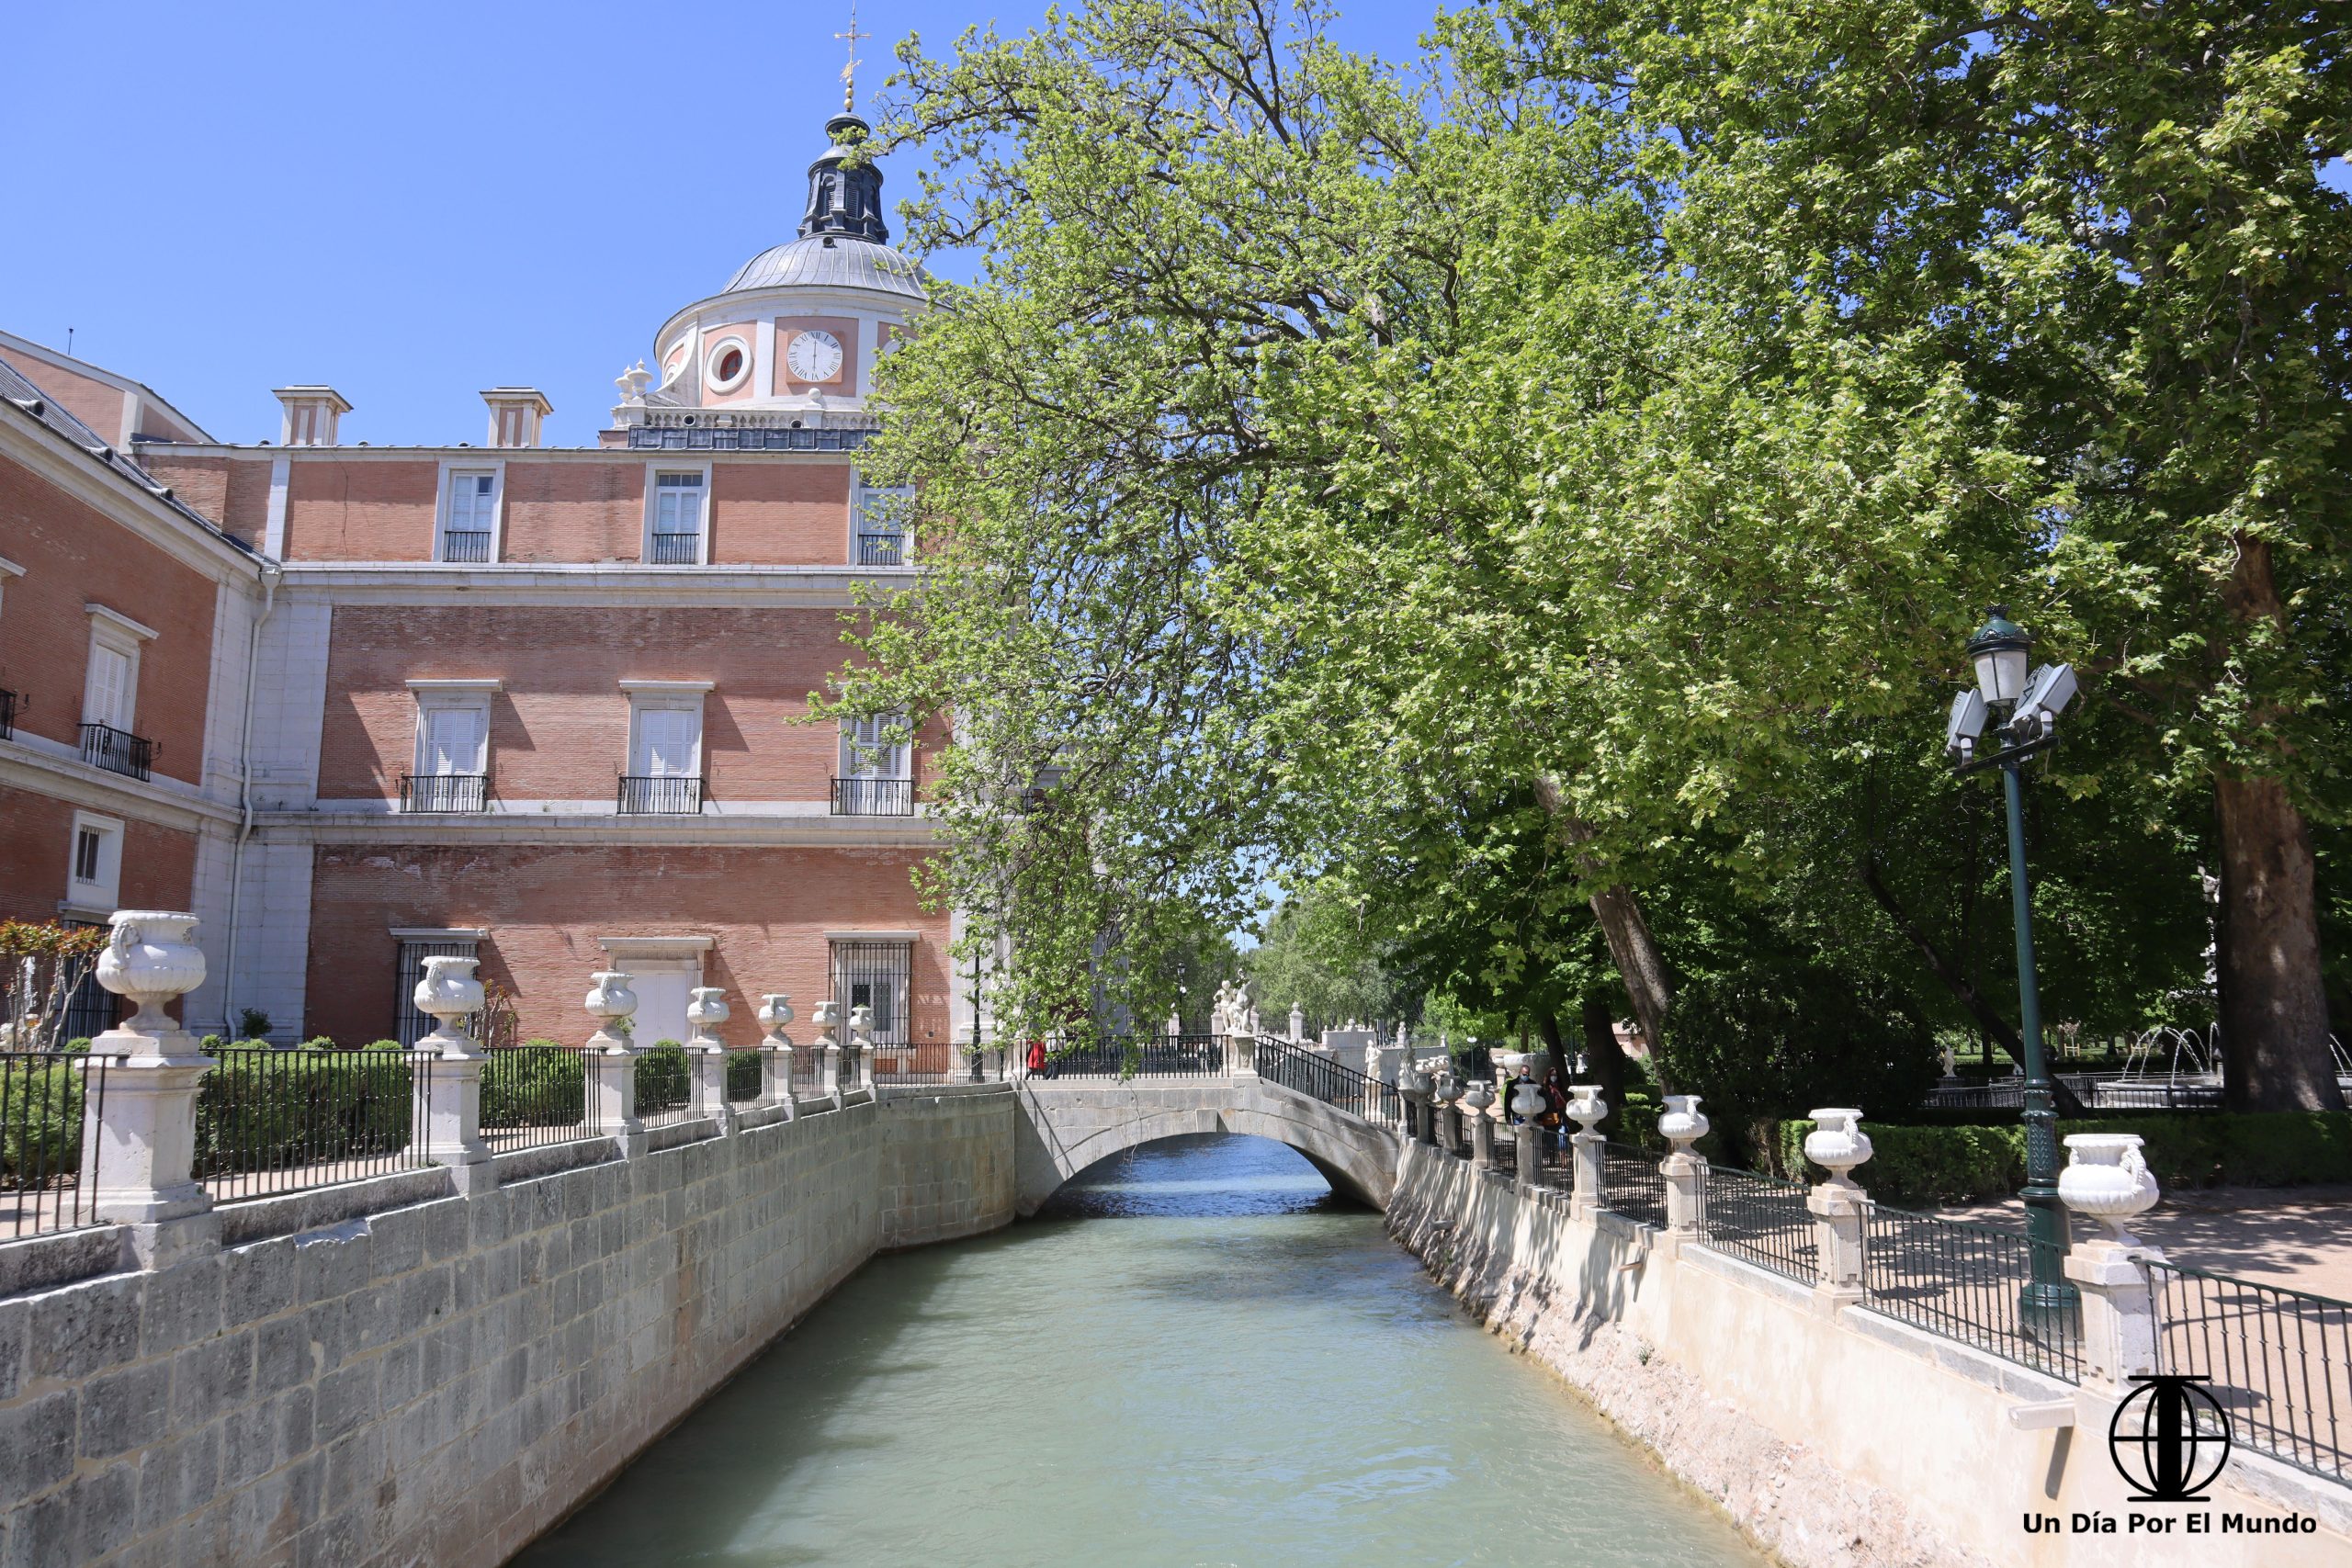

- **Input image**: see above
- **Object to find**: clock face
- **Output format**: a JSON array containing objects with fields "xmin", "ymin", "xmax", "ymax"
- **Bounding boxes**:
[{"xmin": 786, "ymin": 329, "xmax": 845, "ymax": 383}]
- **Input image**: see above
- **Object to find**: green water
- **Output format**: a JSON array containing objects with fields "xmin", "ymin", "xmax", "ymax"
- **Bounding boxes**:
[{"xmin": 514, "ymin": 1134, "xmax": 1766, "ymax": 1567}]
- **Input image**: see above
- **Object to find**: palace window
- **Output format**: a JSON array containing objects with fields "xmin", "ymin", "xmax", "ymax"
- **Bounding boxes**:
[
  {"xmin": 402, "ymin": 681, "xmax": 495, "ymax": 812},
  {"xmin": 853, "ymin": 475, "xmax": 912, "ymax": 567},
  {"xmin": 66, "ymin": 811, "xmax": 122, "ymax": 912},
  {"xmin": 619, "ymin": 682, "xmax": 709, "ymax": 813},
  {"xmin": 80, "ymin": 605, "xmax": 156, "ymax": 779},
  {"xmin": 438, "ymin": 469, "xmax": 499, "ymax": 562},
  {"xmin": 833, "ymin": 712, "xmax": 912, "ymax": 816},
  {"xmin": 649, "ymin": 470, "xmax": 707, "ymax": 565}
]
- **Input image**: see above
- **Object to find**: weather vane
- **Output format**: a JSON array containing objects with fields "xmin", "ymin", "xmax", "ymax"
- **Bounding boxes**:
[{"xmin": 837, "ymin": 2, "xmax": 872, "ymax": 114}]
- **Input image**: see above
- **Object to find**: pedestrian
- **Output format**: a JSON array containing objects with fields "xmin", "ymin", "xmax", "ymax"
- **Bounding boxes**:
[{"xmin": 1025, "ymin": 1038, "xmax": 1057, "ymax": 1080}]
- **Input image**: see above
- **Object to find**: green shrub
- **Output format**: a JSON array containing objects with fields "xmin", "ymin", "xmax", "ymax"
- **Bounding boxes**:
[
  {"xmin": 636, "ymin": 1043, "xmax": 689, "ymax": 1110},
  {"xmin": 299, "ymin": 1036, "xmax": 338, "ymax": 1052},
  {"xmin": 1, "ymin": 1057, "xmax": 87, "ymax": 1184},
  {"xmin": 480, "ymin": 1047, "xmax": 585, "ymax": 1129},
  {"xmin": 194, "ymin": 1048, "xmax": 415, "ymax": 1175},
  {"xmin": 1762, "ymin": 1111, "xmax": 2352, "ymax": 1205},
  {"xmin": 364, "ymin": 1039, "xmax": 403, "ymax": 1051}
]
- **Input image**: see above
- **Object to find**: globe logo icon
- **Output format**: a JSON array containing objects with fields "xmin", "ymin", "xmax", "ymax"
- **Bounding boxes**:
[{"xmin": 2109, "ymin": 1374, "xmax": 2232, "ymax": 1501}]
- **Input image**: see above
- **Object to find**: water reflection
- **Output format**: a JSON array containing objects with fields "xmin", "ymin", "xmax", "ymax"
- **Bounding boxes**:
[{"xmin": 514, "ymin": 1133, "xmax": 1765, "ymax": 1568}]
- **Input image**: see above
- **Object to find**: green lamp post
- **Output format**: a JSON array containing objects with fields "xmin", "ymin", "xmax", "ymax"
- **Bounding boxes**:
[{"xmin": 1944, "ymin": 606, "xmax": 2081, "ymax": 1321}]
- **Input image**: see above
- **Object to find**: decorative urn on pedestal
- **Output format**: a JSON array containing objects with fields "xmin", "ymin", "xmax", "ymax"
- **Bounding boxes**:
[
  {"xmin": 1804, "ymin": 1109, "xmax": 1874, "ymax": 1186},
  {"xmin": 94, "ymin": 912, "xmax": 208, "ymax": 1048},
  {"xmin": 2059, "ymin": 1134, "xmax": 2161, "ymax": 1244},
  {"xmin": 755, "ymin": 993, "xmax": 795, "ymax": 1043},
  {"xmin": 1566, "ymin": 1085, "xmax": 1608, "ymax": 1135},
  {"xmin": 1510, "ymin": 1077, "xmax": 1547, "ymax": 1122},
  {"xmin": 413, "ymin": 956, "xmax": 485, "ymax": 1056},
  {"xmin": 685, "ymin": 987, "xmax": 730, "ymax": 1048},
  {"xmin": 1657, "ymin": 1094, "xmax": 1710, "ymax": 1154},
  {"xmin": 1460, "ymin": 1079, "xmax": 1495, "ymax": 1117}
]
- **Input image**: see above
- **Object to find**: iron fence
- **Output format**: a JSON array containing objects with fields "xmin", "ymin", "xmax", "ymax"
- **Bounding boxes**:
[
  {"xmin": 2152, "ymin": 1260, "xmax": 2352, "ymax": 1483},
  {"xmin": 1253, "ymin": 1038, "xmax": 1400, "ymax": 1123},
  {"xmin": 790, "ymin": 1046, "xmax": 825, "ymax": 1100},
  {"xmin": 855, "ymin": 531, "xmax": 905, "ymax": 567},
  {"xmin": 1702, "ymin": 1165, "xmax": 1819, "ymax": 1284},
  {"xmin": 195, "ymin": 1046, "xmax": 428, "ymax": 1202},
  {"xmin": 1858, "ymin": 1202, "xmax": 2080, "ymax": 1381},
  {"xmin": 626, "ymin": 425, "xmax": 872, "ymax": 452},
  {"xmin": 649, "ymin": 531, "xmax": 702, "ymax": 565},
  {"xmin": 633, "ymin": 1043, "xmax": 692, "ymax": 1123},
  {"xmin": 479, "ymin": 1045, "xmax": 592, "ymax": 1151},
  {"xmin": 726, "ymin": 1050, "xmax": 763, "ymax": 1103},
  {"xmin": 437, "ymin": 530, "xmax": 493, "ymax": 563},
  {"xmin": 399, "ymin": 773, "xmax": 490, "ymax": 813},
  {"xmin": 617, "ymin": 774, "xmax": 704, "ymax": 814},
  {"xmin": 1600, "ymin": 1144, "xmax": 1668, "ymax": 1229},
  {"xmin": 1053, "ymin": 1034, "xmax": 1226, "ymax": 1078},
  {"xmin": 831, "ymin": 776, "xmax": 914, "ymax": 816},
  {"xmin": 80, "ymin": 721, "xmax": 154, "ymax": 781},
  {"xmin": 0, "ymin": 1052, "xmax": 104, "ymax": 1238}
]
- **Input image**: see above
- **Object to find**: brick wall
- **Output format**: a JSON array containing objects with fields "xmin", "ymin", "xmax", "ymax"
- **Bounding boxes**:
[
  {"xmin": 282, "ymin": 461, "xmax": 438, "ymax": 561},
  {"xmin": 708, "ymin": 460, "xmax": 852, "ymax": 565},
  {"xmin": 0, "ymin": 785, "xmax": 198, "ymax": 924},
  {"xmin": 302, "ymin": 841, "xmax": 949, "ymax": 1050},
  {"xmin": 0, "ymin": 457, "xmax": 222, "ymax": 786},
  {"xmin": 498, "ymin": 461, "xmax": 643, "ymax": 563},
  {"xmin": 313, "ymin": 604, "xmax": 907, "ymax": 801},
  {"xmin": 140, "ymin": 455, "xmax": 273, "ymax": 548}
]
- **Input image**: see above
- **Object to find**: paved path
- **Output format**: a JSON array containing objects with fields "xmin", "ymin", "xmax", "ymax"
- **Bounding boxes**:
[{"xmin": 1938, "ymin": 1184, "xmax": 2352, "ymax": 1301}]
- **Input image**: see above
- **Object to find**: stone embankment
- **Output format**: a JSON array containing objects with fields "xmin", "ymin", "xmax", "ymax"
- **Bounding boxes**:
[{"xmin": 1385, "ymin": 1142, "xmax": 2352, "ymax": 1568}]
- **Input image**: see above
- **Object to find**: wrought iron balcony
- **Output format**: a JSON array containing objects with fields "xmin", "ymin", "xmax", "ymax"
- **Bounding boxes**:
[
  {"xmin": 617, "ymin": 774, "xmax": 705, "ymax": 815},
  {"xmin": 855, "ymin": 532, "xmax": 908, "ymax": 568},
  {"xmin": 0, "ymin": 688, "xmax": 16, "ymax": 741},
  {"xmin": 80, "ymin": 722, "xmax": 154, "ymax": 782},
  {"xmin": 648, "ymin": 532, "xmax": 702, "ymax": 565},
  {"xmin": 399, "ymin": 773, "xmax": 490, "ymax": 813},
  {"xmin": 831, "ymin": 776, "xmax": 913, "ymax": 817},
  {"xmin": 438, "ymin": 530, "xmax": 493, "ymax": 563}
]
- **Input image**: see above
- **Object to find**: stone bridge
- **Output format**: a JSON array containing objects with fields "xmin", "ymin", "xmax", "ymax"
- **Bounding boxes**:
[{"xmin": 1012, "ymin": 1072, "xmax": 1402, "ymax": 1213}]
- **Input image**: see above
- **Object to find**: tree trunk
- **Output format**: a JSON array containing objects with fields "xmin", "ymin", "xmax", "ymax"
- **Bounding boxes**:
[
  {"xmin": 1532, "ymin": 774, "xmax": 1678, "ymax": 1090},
  {"xmin": 2215, "ymin": 773, "xmax": 2343, "ymax": 1111},
  {"xmin": 1860, "ymin": 858, "xmax": 2089, "ymax": 1118},
  {"xmin": 1579, "ymin": 993, "xmax": 1627, "ymax": 1135}
]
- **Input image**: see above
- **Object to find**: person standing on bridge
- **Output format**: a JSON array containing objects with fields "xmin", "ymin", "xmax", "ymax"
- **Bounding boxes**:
[{"xmin": 1026, "ymin": 1039, "xmax": 1057, "ymax": 1080}]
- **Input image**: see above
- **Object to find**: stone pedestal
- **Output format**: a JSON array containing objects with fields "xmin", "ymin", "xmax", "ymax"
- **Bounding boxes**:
[
  {"xmin": 755, "ymin": 994, "xmax": 796, "ymax": 1112},
  {"xmin": 1514, "ymin": 1122, "xmax": 1540, "ymax": 1191},
  {"xmin": 2064, "ymin": 1238, "xmax": 2164, "ymax": 1390},
  {"xmin": 582, "ymin": 972, "xmax": 644, "ymax": 1156},
  {"xmin": 1807, "ymin": 1179, "xmax": 1868, "ymax": 1314},
  {"xmin": 685, "ymin": 988, "xmax": 734, "ymax": 1134},
  {"xmin": 1569, "ymin": 1132, "xmax": 1606, "ymax": 1219},
  {"xmin": 1469, "ymin": 1111, "xmax": 1494, "ymax": 1168},
  {"xmin": 1663, "ymin": 1151, "xmax": 1709, "ymax": 1238},
  {"xmin": 407, "ymin": 955, "xmax": 494, "ymax": 1193},
  {"xmin": 84, "ymin": 911, "xmax": 220, "ymax": 1267},
  {"xmin": 1226, "ymin": 1032, "xmax": 1256, "ymax": 1077}
]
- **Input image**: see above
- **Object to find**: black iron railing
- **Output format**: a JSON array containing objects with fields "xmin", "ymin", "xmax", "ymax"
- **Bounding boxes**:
[
  {"xmin": 831, "ymin": 776, "xmax": 913, "ymax": 816},
  {"xmin": 649, "ymin": 532, "xmax": 701, "ymax": 565},
  {"xmin": 1600, "ymin": 1144, "xmax": 1668, "ymax": 1229},
  {"xmin": 438, "ymin": 530, "xmax": 493, "ymax": 563},
  {"xmin": 855, "ymin": 532, "xmax": 905, "ymax": 567},
  {"xmin": 1859, "ymin": 1202, "xmax": 2080, "ymax": 1381},
  {"xmin": 0, "ymin": 1052, "xmax": 104, "ymax": 1238},
  {"xmin": 627, "ymin": 425, "xmax": 872, "ymax": 452},
  {"xmin": 790, "ymin": 1046, "xmax": 825, "ymax": 1100},
  {"xmin": 2153, "ymin": 1260, "xmax": 2352, "ymax": 1483},
  {"xmin": 633, "ymin": 1043, "xmax": 692, "ymax": 1123},
  {"xmin": 479, "ymin": 1045, "xmax": 592, "ymax": 1151},
  {"xmin": 195, "ymin": 1046, "xmax": 427, "ymax": 1203},
  {"xmin": 0, "ymin": 688, "xmax": 17, "ymax": 741},
  {"xmin": 400, "ymin": 773, "xmax": 490, "ymax": 813},
  {"xmin": 1702, "ymin": 1165, "xmax": 1819, "ymax": 1284},
  {"xmin": 726, "ymin": 1049, "xmax": 763, "ymax": 1103},
  {"xmin": 617, "ymin": 774, "xmax": 704, "ymax": 814},
  {"xmin": 1254, "ymin": 1037, "xmax": 1401, "ymax": 1123},
  {"xmin": 1053, "ymin": 1034, "xmax": 1226, "ymax": 1078},
  {"xmin": 80, "ymin": 721, "xmax": 154, "ymax": 781}
]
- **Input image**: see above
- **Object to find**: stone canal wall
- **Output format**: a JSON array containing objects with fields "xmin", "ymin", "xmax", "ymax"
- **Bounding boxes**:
[
  {"xmin": 1386, "ymin": 1143, "xmax": 2352, "ymax": 1568},
  {"xmin": 0, "ymin": 1087, "xmax": 1016, "ymax": 1568}
]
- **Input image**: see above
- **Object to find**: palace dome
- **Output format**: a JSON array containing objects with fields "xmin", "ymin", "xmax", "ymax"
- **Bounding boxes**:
[{"xmin": 722, "ymin": 234, "xmax": 926, "ymax": 301}]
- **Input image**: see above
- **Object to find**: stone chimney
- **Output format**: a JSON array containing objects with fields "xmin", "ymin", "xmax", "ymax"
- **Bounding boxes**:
[
  {"xmin": 482, "ymin": 388, "xmax": 552, "ymax": 448},
  {"xmin": 272, "ymin": 386, "xmax": 350, "ymax": 447}
]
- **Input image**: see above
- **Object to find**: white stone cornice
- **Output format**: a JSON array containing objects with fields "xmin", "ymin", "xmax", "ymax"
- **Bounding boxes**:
[
  {"xmin": 0, "ymin": 739, "xmax": 238, "ymax": 831},
  {"xmin": 404, "ymin": 678, "xmax": 503, "ymax": 694},
  {"xmin": 274, "ymin": 562, "xmax": 911, "ymax": 607},
  {"xmin": 252, "ymin": 808, "xmax": 940, "ymax": 849},
  {"xmin": 616, "ymin": 679, "xmax": 715, "ymax": 694},
  {"xmin": 0, "ymin": 412, "xmax": 266, "ymax": 586},
  {"xmin": 86, "ymin": 604, "xmax": 161, "ymax": 642}
]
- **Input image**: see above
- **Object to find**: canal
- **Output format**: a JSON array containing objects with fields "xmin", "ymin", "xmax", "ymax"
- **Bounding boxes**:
[{"xmin": 514, "ymin": 1134, "xmax": 1767, "ymax": 1566}]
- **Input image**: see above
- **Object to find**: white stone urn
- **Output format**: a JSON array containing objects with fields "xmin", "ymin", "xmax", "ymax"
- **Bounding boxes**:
[
  {"xmin": 1566, "ymin": 1085, "xmax": 1608, "ymax": 1135},
  {"xmin": 1510, "ymin": 1077, "xmax": 1547, "ymax": 1121},
  {"xmin": 1460, "ymin": 1080, "xmax": 1495, "ymax": 1118},
  {"xmin": 1657, "ymin": 1094, "xmax": 1710, "ymax": 1153},
  {"xmin": 413, "ymin": 955, "xmax": 484, "ymax": 1053},
  {"xmin": 2059, "ymin": 1133, "xmax": 2161, "ymax": 1243},
  {"xmin": 1804, "ymin": 1109, "xmax": 1874, "ymax": 1186},
  {"xmin": 848, "ymin": 1004, "xmax": 874, "ymax": 1046},
  {"xmin": 95, "ymin": 911, "xmax": 207, "ymax": 1040},
  {"xmin": 685, "ymin": 987, "xmax": 730, "ymax": 1048},
  {"xmin": 1431, "ymin": 1067, "xmax": 1461, "ymax": 1106},
  {"xmin": 585, "ymin": 971, "xmax": 638, "ymax": 1043},
  {"xmin": 811, "ymin": 999, "xmax": 842, "ymax": 1044},
  {"xmin": 755, "ymin": 993, "xmax": 794, "ymax": 1043},
  {"xmin": 1494, "ymin": 1049, "xmax": 1535, "ymax": 1080}
]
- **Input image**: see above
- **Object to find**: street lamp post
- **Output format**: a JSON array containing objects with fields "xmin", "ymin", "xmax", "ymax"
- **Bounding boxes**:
[{"xmin": 1945, "ymin": 606, "xmax": 2082, "ymax": 1321}]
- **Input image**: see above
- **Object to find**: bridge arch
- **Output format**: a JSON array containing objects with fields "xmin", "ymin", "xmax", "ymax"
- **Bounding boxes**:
[{"xmin": 1013, "ymin": 1078, "xmax": 1398, "ymax": 1215}]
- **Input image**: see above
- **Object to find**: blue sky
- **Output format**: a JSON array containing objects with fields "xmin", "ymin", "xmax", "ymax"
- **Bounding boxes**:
[{"xmin": 1, "ymin": 1, "xmax": 1438, "ymax": 447}]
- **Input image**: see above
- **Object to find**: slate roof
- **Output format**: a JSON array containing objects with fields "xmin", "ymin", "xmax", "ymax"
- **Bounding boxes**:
[{"xmin": 721, "ymin": 234, "xmax": 929, "ymax": 301}]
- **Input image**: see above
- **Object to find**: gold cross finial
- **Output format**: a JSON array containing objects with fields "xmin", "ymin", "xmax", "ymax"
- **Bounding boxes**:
[{"xmin": 837, "ymin": 3, "xmax": 872, "ymax": 114}]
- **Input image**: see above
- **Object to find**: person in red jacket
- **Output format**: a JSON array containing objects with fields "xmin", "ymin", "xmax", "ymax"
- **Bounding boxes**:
[{"xmin": 1025, "ymin": 1039, "xmax": 1056, "ymax": 1079}]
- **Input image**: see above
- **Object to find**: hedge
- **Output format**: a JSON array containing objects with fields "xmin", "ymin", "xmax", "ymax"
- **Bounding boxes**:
[{"xmin": 1758, "ymin": 1111, "xmax": 2352, "ymax": 1206}]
